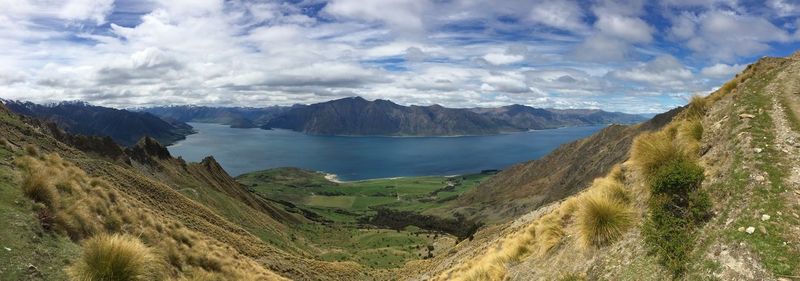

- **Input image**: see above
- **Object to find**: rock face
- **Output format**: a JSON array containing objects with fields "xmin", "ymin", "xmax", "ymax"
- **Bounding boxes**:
[
  {"xmin": 2, "ymin": 100, "xmax": 194, "ymax": 146},
  {"xmin": 265, "ymin": 97, "xmax": 647, "ymax": 136}
]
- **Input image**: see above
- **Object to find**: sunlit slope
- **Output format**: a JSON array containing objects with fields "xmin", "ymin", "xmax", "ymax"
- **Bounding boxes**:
[{"xmin": 407, "ymin": 52, "xmax": 800, "ymax": 280}]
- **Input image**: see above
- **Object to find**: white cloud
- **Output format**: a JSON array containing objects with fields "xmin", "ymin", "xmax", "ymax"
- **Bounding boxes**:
[
  {"xmin": 700, "ymin": 63, "xmax": 746, "ymax": 77},
  {"xmin": 595, "ymin": 14, "xmax": 654, "ymax": 43},
  {"xmin": 483, "ymin": 53, "xmax": 525, "ymax": 65},
  {"xmin": 609, "ymin": 56, "xmax": 695, "ymax": 90},
  {"xmin": 323, "ymin": 0, "xmax": 428, "ymax": 34},
  {"xmin": 527, "ymin": 0, "xmax": 588, "ymax": 32},
  {"xmin": 675, "ymin": 10, "xmax": 793, "ymax": 61}
]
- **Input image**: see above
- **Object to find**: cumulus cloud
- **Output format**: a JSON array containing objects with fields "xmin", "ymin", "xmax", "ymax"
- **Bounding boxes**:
[
  {"xmin": 483, "ymin": 53, "xmax": 525, "ymax": 65},
  {"xmin": 673, "ymin": 10, "xmax": 793, "ymax": 61},
  {"xmin": 0, "ymin": 0, "xmax": 797, "ymax": 114},
  {"xmin": 608, "ymin": 56, "xmax": 695, "ymax": 90},
  {"xmin": 527, "ymin": 0, "xmax": 589, "ymax": 32},
  {"xmin": 700, "ymin": 63, "xmax": 746, "ymax": 77}
]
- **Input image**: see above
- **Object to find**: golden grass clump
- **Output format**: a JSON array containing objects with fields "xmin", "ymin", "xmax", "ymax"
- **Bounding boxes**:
[
  {"xmin": 576, "ymin": 193, "xmax": 635, "ymax": 248},
  {"xmin": 24, "ymin": 144, "xmax": 39, "ymax": 157},
  {"xmin": 682, "ymin": 95, "xmax": 708, "ymax": 119},
  {"xmin": 533, "ymin": 214, "xmax": 565, "ymax": 255},
  {"xmin": 461, "ymin": 261, "xmax": 506, "ymax": 281},
  {"xmin": 0, "ymin": 137, "xmax": 9, "ymax": 149},
  {"xmin": 630, "ymin": 130, "xmax": 687, "ymax": 178},
  {"xmin": 592, "ymin": 177, "xmax": 629, "ymax": 204},
  {"xmin": 14, "ymin": 151, "xmax": 284, "ymax": 280},
  {"xmin": 67, "ymin": 234, "xmax": 160, "ymax": 281}
]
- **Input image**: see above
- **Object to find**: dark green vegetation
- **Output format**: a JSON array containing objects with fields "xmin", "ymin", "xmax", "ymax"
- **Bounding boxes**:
[
  {"xmin": 2, "ymin": 100, "xmax": 194, "ymax": 146},
  {"xmin": 238, "ymin": 168, "xmax": 490, "ymax": 227},
  {"xmin": 265, "ymin": 97, "xmax": 646, "ymax": 136},
  {"xmin": 237, "ymin": 168, "xmax": 492, "ymax": 268},
  {"xmin": 643, "ymin": 158, "xmax": 710, "ymax": 277}
]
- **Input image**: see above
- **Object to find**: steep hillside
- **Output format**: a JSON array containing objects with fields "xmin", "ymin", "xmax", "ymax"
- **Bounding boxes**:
[
  {"xmin": 451, "ymin": 107, "xmax": 679, "ymax": 223},
  {"xmin": 404, "ymin": 52, "xmax": 800, "ymax": 280},
  {"xmin": 2, "ymin": 100, "xmax": 194, "ymax": 146},
  {"xmin": 142, "ymin": 105, "xmax": 293, "ymax": 128},
  {"xmin": 0, "ymin": 103, "xmax": 368, "ymax": 280},
  {"xmin": 472, "ymin": 105, "xmax": 646, "ymax": 130},
  {"xmin": 266, "ymin": 97, "xmax": 645, "ymax": 136}
]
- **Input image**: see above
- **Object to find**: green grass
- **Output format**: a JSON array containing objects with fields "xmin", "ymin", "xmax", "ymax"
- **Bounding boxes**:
[
  {"xmin": 0, "ymin": 147, "xmax": 80, "ymax": 280},
  {"xmin": 237, "ymin": 168, "xmax": 493, "ymax": 269},
  {"xmin": 692, "ymin": 62, "xmax": 800, "ymax": 277},
  {"xmin": 306, "ymin": 195, "xmax": 356, "ymax": 208},
  {"xmin": 238, "ymin": 168, "xmax": 492, "ymax": 223}
]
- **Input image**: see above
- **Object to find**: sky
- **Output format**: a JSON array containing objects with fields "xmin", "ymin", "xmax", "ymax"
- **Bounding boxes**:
[{"xmin": 1, "ymin": 0, "xmax": 800, "ymax": 113}]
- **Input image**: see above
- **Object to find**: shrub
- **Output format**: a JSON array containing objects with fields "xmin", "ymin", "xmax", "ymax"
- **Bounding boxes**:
[
  {"xmin": 630, "ymin": 131, "xmax": 686, "ymax": 179},
  {"xmin": 650, "ymin": 159, "xmax": 704, "ymax": 196},
  {"xmin": 576, "ymin": 194, "xmax": 634, "ymax": 248},
  {"xmin": 643, "ymin": 195, "xmax": 692, "ymax": 276},
  {"xmin": 68, "ymin": 234, "xmax": 160, "ymax": 281}
]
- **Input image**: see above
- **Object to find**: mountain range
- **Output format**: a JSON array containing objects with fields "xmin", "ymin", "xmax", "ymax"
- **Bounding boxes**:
[
  {"xmin": 1, "ymin": 100, "xmax": 194, "ymax": 146},
  {"xmin": 147, "ymin": 97, "xmax": 647, "ymax": 136},
  {"xmin": 1, "ymin": 52, "xmax": 799, "ymax": 280}
]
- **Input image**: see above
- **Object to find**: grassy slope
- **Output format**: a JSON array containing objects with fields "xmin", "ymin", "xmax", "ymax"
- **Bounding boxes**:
[
  {"xmin": 402, "ymin": 54, "xmax": 800, "ymax": 280},
  {"xmin": 237, "ymin": 168, "xmax": 492, "ymax": 269},
  {"xmin": 0, "ymin": 145, "xmax": 80, "ymax": 280}
]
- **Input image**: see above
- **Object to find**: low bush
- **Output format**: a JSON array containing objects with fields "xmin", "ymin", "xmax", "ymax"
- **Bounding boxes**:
[
  {"xmin": 643, "ymin": 157, "xmax": 709, "ymax": 277},
  {"xmin": 576, "ymin": 193, "xmax": 634, "ymax": 248},
  {"xmin": 68, "ymin": 234, "xmax": 160, "ymax": 281},
  {"xmin": 650, "ymin": 159, "xmax": 704, "ymax": 196}
]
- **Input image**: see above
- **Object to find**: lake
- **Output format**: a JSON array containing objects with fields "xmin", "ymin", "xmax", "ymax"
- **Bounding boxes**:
[{"xmin": 167, "ymin": 123, "xmax": 605, "ymax": 181}]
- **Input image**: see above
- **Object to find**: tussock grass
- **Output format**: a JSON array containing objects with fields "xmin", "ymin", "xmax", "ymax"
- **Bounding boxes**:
[
  {"xmin": 20, "ymin": 163, "xmax": 60, "ymax": 208},
  {"xmin": 67, "ymin": 234, "xmax": 160, "ymax": 281},
  {"xmin": 14, "ymin": 150, "xmax": 284, "ymax": 281},
  {"xmin": 592, "ymin": 177, "xmax": 629, "ymax": 204},
  {"xmin": 682, "ymin": 95, "xmax": 708, "ymax": 120},
  {"xmin": 533, "ymin": 214, "xmax": 565, "ymax": 255},
  {"xmin": 0, "ymin": 137, "xmax": 9, "ymax": 149},
  {"xmin": 576, "ymin": 193, "xmax": 634, "ymax": 248},
  {"xmin": 630, "ymin": 131, "xmax": 689, "ymax": 179}
]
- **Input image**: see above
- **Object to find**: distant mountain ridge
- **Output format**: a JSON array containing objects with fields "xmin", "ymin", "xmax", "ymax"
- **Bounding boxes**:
[
  {"xmin": 2, "ymin": 100, "xmax": 194, "ymax": 146},
  {"xmin": 264, "ymin": 97, "xmax": 647, "ymax": 136},
  {"xmin": 140, "ymin": 105, "xmax": 295, "ymax": 128}
]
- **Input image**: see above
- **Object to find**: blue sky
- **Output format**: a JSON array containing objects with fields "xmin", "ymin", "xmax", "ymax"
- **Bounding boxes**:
[{"xmin": 1, "ymin": 0, "xmax": 800, "ymax": 113}]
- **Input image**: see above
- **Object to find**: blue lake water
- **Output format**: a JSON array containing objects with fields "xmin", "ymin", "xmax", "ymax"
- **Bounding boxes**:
[{"xmin": 167, "ymin": 123, "xmax": 605, "ymax": 181}]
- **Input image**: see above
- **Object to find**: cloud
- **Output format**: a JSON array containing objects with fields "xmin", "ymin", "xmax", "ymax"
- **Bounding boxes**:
[
  {"xmin": 0, "ymin": 0, "xmax": 797, "ymax": 115},
  {"xmin": 527, "ymin": 0, "xmax": 589, "ymax": 32},
  {"xmin": 595, "ymin": 14, "xmax": 654, "ymax": 43},
  {"xmin": 483, "ymin": 53, "xmax": 525, "ymax": 65},
  {"xmin": 673, "ymin": 10, "xmax": 794, "ymax": 61},
  {"xmin": 608, "ymin": 55, "xmax": 694, "ymax": 89},
  {"xmin": 700, "ymin": 63, "xmax": 746, "ymax": 77}
]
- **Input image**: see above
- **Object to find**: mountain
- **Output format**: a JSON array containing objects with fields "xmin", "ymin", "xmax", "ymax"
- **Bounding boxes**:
[
  {"xmin": 472, "ymin": 105, "xmax": 647, "ymax": 130},
  {"xmin": 2, "ymin": 100, "xmax": 194, "ymax": 146},
  {"xmin": 141, "ymin": 105, "xmax": 295, "ymax": 128},
  {"xmin": 3, "ymin": 52, "xmax": 799, "ymax": 280},
  {"xmin": 265, "ymin": 97, "xmax": 646, "ymax": 136},
  {"xmin": 397, "ymin": 52, "xmax": 800, "ymax": 280}
]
